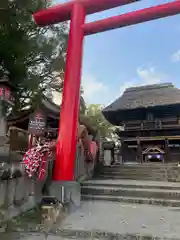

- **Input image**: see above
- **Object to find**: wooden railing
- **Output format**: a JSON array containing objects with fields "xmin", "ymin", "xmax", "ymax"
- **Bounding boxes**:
[{"xmin": 124, "ymin": 117, "xmax": 179, "ymax": 131}]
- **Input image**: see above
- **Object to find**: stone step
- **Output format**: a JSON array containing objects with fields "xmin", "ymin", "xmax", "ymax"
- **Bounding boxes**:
[
  {"xmin": 104, "ymin": 163, "xmax": 177, "ymax": 168},
  {"xmin": 53, "ymin": 229, "xmax": 180, "ymax": 240},
  {"xmin": 103, "ymin": 167, "xmax": 168, "ymax": 170},
  {"xmin": 100, "ymin": 164, "xmax": 180, "ymax": 182},
  {"xmin": 5, "ymin": 231, "xmax": 180, "ymax": 240},
  {"xmin": 101, "ymin": 168, "xmax": 179, "ymax": 174},
  {"xmin": 81, "ymin": 194, "xmax": 180, "ymax": 207},
  {"xmin": 100, "ymin": 173, "xmax": 168, "ymax": 179},
  {"xmin": 81, "ymin": 185, "xmax": 180, "ymax": 200},
  {"xmin": 102, "ymin": 170, "xmax": 178, "ymax": 174},
  {"xmin": 100, "ymin": 171, "xmax": 168, "ymax": 177},
  {"xmin": 103, "ymin": 166, "xmax": 171, "ymax": 170},
  {"xmin": 82, "ymin": 179, "xmax": 180, "ymax": 190},
  {"xmin": 102, "ymin": 168, "xmax": 173, "ymax": 173},
  {"xmin": 97, "ymin": 174, "xmax": 171, "ymax": 181},
  {"xmin": 81, "ymin": 180, "xmax": 180, "ymax": 206}
]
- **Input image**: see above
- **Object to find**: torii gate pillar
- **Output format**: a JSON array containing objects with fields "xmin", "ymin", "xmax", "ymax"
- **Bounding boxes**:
[{"xmin": 52, "ymin": 3, "xmax": 85, "ymax": 181}]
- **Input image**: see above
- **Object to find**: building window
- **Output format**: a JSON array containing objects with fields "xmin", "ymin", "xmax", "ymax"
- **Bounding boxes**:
[{"xmin": 147, "ymin": 113, "xmax": 154, "ymax": 121}]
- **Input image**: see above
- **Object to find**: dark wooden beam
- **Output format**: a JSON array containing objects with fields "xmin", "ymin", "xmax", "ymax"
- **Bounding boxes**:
[
  {"xmin": 137, "ymin": 138, "xmax": 142, "ymax": 164},
  {"xmin": 164, "ymin": 138, "xmax": 169, "ymax": 163},
  {"xmin": 121, "ymin": 138, "xmax": 125, "ymax": 164}
]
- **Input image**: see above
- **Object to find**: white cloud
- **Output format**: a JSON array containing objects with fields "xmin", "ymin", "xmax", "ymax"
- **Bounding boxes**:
[
  {"xmin": 82, "ymin": 74, "xmax": 107, "ymax": 103},
  {"xmin": 118, "ymin": 66, "xmax": 167, "ymax": 98},
  {"xmin": 96, "ymin": 66, "xmax": 168, "ymax": 106},
  {"xmin": 53, "ymin": 73, "xmax": 108, "ymax": 105},
  {"xmin": 53, "ymin": 66, "xmax": 168, "ymax": 107},
  {"xmin": 119, "ymin": 81, "xmax": 134, "ymax": 96},
  {"xmin": 171, "ymin": 50, "xmax": 180, "ymax": 62},
  {"xmin": 137, "ymin": 66, "xmax": 167, "ymax": 84}
]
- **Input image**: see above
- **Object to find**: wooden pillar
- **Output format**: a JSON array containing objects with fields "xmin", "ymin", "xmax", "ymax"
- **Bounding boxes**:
[
  {"xmin": 178, "ymin": 116, "xmax": 180, "ymax": 125},
  {"xmin": 137, "ymin": 138, "xmax": 143, "ymax": 164},
  {"xmin": 164, "ymin": 138, "xmax": 169, "ymax": 163},
  {"xmin": 121, "ymin": 138, "xmax": 125, "ymax": 164}
]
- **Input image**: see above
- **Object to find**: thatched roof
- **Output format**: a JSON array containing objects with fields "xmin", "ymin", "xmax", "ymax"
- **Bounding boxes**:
[
  {"xmin": 102, "ymin": 83, "xmax": 180, "ymax": 125},
  {"xmin": 104, "ymin": 83, "xmax": 180, "ymax": 111}
]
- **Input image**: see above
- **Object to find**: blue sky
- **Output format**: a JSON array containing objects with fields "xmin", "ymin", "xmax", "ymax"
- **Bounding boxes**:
[{"xmin": 54, "ymin": 0, "xmax": 180, "ymax": 106}]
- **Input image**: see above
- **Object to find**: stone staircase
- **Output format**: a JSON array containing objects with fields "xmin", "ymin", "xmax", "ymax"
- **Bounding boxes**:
[
  {"xmin": 56, "ymin": 163, "xmax": 180, "ymax": 240},
  {"xmin": 97, "ymin": 163, "xmax": 180, "ymax": 182},
  {"xmin": 11, "ymin": 163, "xmax": 180, "ymax": 240},
  {"xmin": 81, "ymin": 179, "xmax": 180, "ymax": 207},
  {"xmin": 81, "ymin": 164, "xmax": 180, "ymax": 207}
]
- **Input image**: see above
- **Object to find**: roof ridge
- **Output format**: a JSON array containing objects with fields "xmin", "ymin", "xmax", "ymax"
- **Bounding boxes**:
[
  {"xmin": 102, "ymin": 82, "xmax": 180, "ymax": 124},
  {"xmin": 125, "ymin": 82, "xmax": 174, "ymax": 93}
]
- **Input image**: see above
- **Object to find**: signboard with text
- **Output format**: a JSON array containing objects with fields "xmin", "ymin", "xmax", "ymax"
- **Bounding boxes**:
[{"xmin": 28, "ymin": 110, "xmax": 46, "ymax": 136}]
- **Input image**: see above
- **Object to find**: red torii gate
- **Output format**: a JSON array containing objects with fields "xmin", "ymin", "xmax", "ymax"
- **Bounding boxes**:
[{"xmin": 33, "ymin": 0, "xmax": 180, "ymax": 181}]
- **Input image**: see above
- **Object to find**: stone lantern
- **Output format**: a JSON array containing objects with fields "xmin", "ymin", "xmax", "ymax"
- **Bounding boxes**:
[
  {"xmin": 0, "ymin": 77, "xmax": 15, "ymax": 163},
  {"xmin": 0, "ymin": 78, "xmax": 15, "ymax": 105}
]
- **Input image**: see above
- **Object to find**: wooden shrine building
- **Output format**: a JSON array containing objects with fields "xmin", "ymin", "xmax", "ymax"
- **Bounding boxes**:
[
  {"xmin": 103, "ymin": 83, "xmax": 180, "ymax": 163},
  {"xmin": 7, "ymin": 97, "xmax": 98, "ymax": 151}
]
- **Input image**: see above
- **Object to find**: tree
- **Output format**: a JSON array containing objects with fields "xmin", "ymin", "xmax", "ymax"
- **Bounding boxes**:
[
  {"xmin": 79, "ymin": 87, "xmax": 86, "ymax": 114},
  {"xmin": 85, "ymin": 104, "xmax": 114, "ymax": 139},
  {"xmin": 0, "ymin": 0, "xmax": 68, "ymax": 112}
]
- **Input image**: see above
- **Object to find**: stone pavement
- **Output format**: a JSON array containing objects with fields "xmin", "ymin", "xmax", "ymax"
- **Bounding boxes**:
[
  {"xmin": 3, "ymin": 180, "xmax": 180, "ymax": 239},
  {"xmin": 56, "ymin": 201, "xmax": 180, "ymax": 239}
]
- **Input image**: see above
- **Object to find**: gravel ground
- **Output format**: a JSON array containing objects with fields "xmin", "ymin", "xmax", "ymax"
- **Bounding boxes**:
[{"xmin": 57, "ymin": 201, "xmax": 180, "ymax": 239}]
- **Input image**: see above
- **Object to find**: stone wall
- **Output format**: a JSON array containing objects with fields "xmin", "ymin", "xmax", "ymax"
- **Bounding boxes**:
[
  {"xmin": 0, "ymin": 167, "xmax": 35, "ymax": 224},
  {"xmin": 0, "ymin": 156, "xmax": 57, "ymax": 225},
  {"xmin": 0, "ymin": 127, "xmax": 99, "ymax": 223},
  {"xmin": 0, "ymin": 127, "xmax": 35, "ymax": 224}
]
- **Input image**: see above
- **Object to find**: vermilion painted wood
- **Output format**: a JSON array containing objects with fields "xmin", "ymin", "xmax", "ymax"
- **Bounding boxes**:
[
  {"xmin": 84, "ymin": 1, "xmax": 180, "ymax": 35},
  {"xmin": 52, "ymin": 3, "xmax": 85, "ymax": 181},
  {"xmin": 33, "ymin": 0, "xmax": 138, "ymax": 26}
]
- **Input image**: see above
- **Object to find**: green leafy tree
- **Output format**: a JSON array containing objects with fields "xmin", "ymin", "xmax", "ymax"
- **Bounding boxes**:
[
  {"xmin": 85, "ymin": 104, "xmax": 114, "ymax": 138},
  {"xmin": 0, "ymin": 0, "xmax": 68, "ymax": 112}
]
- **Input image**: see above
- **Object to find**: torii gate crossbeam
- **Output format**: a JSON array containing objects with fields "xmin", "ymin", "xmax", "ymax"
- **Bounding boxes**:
[
  {"xmin": 33, "ymin": 0, "xmax": 139, "ymax": 26},
  {"xmin": 33, "ymin": 0, "xmax": 180, "ymax": 182},
  {"xmin": 84, "ymin": 1, "xmax": 180, "ymax": 35}
]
